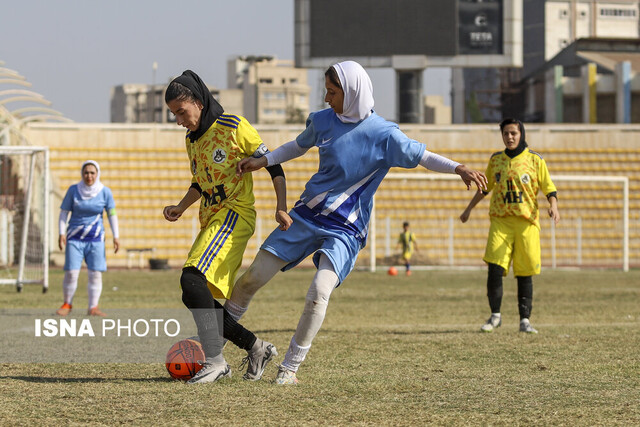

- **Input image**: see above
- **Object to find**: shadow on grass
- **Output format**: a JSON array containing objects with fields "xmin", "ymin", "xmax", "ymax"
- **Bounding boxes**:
[
  {"xmin": 0, "ymin": 375, "xmax": 174, "ymax": 383},
  {"xmin": 253, "ymin": 328, "xmax": 466, "ymax": 336}
]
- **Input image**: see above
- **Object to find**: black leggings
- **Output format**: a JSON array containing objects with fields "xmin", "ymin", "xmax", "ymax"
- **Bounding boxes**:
[
  {"xmin": 180, "ymin": 267, "xmax": 256, "ymax": 357},
  {"xmin": 486, "ymin": 263, "xmax": 533, "ymax": 320}
]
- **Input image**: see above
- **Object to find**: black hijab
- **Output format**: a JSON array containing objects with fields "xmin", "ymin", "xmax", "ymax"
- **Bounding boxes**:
[
  {"xmin": 171, "ymin": 70, "xmax": 224, "ymax": 142},
  {"xmin": 500, "ymin": 118, "xmax": 528, "ymax": 159}
]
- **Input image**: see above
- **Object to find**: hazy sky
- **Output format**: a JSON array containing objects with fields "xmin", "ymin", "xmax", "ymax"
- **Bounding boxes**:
[{"xmin": 0, "ymin": 0, "xmax": 451, "ymax": 123}]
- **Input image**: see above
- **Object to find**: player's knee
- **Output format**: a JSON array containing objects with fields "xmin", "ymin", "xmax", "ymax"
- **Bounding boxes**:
[
  {"xmin": 235, "ymin": 263, "xmax": 263, "ymax": 293},
  {"xmin": 488, "ymin": 263, "xmax": 505, "ymax": 276},
  {"xmin": 180, "ymin": 267, "xmax": 208, "ymax": 308},
  {"xmin": 303, "ymin": 295, "xmax": 328, "ymax": 317}
]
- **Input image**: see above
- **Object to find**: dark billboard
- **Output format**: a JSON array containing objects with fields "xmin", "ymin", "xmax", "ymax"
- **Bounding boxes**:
[
  {"xmin": 458, "ymin": 0, "xmax": 503, "ymax": 54},
  {"xmin": 309, "ymin": 0, "xmax": 458, "ymax": 58}
]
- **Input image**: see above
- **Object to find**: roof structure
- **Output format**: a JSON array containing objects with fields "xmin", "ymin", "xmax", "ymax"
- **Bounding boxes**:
[{"xmin": 0, "ymin": 60, "xmax": 72, "ymax": 145}]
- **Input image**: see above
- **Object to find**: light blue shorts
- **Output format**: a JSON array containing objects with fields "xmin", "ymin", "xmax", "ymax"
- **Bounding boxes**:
[
  {"xmin": 260, "ymin": 210, "xmax": 362, "ymax": 284},
  {"xmin": 64, "ymin": 239, "xmax": 107, "ymax": 272}
]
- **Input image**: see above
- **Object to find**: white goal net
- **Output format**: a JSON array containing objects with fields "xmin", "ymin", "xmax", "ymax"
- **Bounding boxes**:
[
  {"xmin": 360, "ymin": 172, "xmax": 630, "ymax": 273},
  {"xmin": 0, "ymin": 146, "xmax": 49, "ymax": 291}
]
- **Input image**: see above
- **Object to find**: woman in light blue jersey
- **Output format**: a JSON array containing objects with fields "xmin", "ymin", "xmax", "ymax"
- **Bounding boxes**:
[
  {"xmin": 229, "ymin": 61, "xmax": 488, "ymax": 385},
  {"xmin": 56, "ymin": 160, "xmax": 119, "ymax": 317}
]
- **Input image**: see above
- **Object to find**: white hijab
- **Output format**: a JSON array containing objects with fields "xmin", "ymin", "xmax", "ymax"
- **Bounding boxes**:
[
  {"xmin": 77, "ymin": 160, "xmax": 104, "ymax": 200},
  {"xmin": 333, "ymin": 60, "xmax": 374, "ymax": 123}
]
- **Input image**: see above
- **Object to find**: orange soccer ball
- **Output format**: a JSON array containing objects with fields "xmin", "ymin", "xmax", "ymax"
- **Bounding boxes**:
[
  {"xmin": 387, "ymin": 266, "xmax": 398, "ymax": 276},
  {"xmin": 165, "ymin": 338, "xmax": 205, "ymax": 380}
]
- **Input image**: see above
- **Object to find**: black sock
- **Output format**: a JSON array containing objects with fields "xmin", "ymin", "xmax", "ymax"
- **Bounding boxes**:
[
  {"xmin": 221, "ymin": 302, "xmax": 257, "ymax": 352},
  {"xmin": 517, "ymin": 275, "xmax": 533, "ymax": 320},
  {"xmin": 487, "ymin": 263, "xmax": 504, "ymax": 313},
  {"xmin": 180, "ymin": 267, "xmax": 223, "ymax": 358},
  {"xmin": 181, "ymin": 267, "xmax": 257, "ymax": 353}
]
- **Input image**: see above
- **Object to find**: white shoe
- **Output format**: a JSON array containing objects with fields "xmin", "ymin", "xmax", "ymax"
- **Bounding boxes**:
[
  {"xmin": 240, "ymin": 340, "xmax": 278, "ymax": 381},
  {"xmin": 274, "ymin": 365, "xmax": 298, "ymax": 385},
  {"xmin": 519, "ymin": 318, "xmax": 538, "ymax": 334},
  {"xmin": 186, "ymin": 360, "xmax": 231, "ymax": 384},
  {"xmin": 480, "ymin": 314, "xmax": 502, "ymax": 332}
]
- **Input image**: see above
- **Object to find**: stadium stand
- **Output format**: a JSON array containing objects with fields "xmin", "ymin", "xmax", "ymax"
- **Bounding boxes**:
[{"xmin": 20, "ymin": 122, "xmax": 640, "ymax": 270}]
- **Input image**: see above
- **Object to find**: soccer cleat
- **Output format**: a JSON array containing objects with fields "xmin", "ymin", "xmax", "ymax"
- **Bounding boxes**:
[
  {"xmin": 480, "ymin": 314, "xmax": 502, "ymax": 332},
  {"xmin": 56, "ymin": 303, "xmax": 72, "ymax": 316},
  {"xmin": 406, "ymin": 270, "xmax": 412, "ymax": 276},
  {"xmin": 87, "ymin": 307, "xmax": 107, "ymax": 317},
  {"xmin": 186, "ymin": 361, "xmax": 231, "ymax": 384},
  {"xmin": 240, "ymin": 340, "xmax": 278, "ymax": 381},
  {"xmin": 519, "ymin": 318, "xmax": 538, "ymax": 334},
  {"xmin": 274, "ymin": 365, "xmax": 298, "ymax": 385}
]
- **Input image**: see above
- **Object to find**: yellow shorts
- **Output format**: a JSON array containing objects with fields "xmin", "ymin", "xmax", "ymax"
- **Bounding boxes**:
[
  {"xmin": 402, "ymin": 250, "xmax": 413, "ymax": 261},
  {"xmin": 184, "ymin": 208, "xmax": 254, "ymax": 299},
  {"xmin": 483, "ymin": 216, "xmax": 541, "ymax": 277}
]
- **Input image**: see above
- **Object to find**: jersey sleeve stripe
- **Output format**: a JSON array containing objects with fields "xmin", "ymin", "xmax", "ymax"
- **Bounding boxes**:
[
  {"xmin": 528, "ymin": 149, "xmax": 543, "ymax": 159},
  {"xmin": 220, "ymin": 114, "xmax": 241, "ymax": 122},
  {"xmin": 216, "ymin": 118, "xmax": 239, "ymax": 129}
]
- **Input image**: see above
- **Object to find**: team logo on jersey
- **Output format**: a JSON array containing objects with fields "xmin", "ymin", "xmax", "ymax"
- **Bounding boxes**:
[
  {"xmin": 191, "ymin": 158, "xmax": 197, "ymax": 175},
  {"xmin": 212, "ymin": 148, "xmax": 227, "ymax": 164},
  {"xmin": 520, "ymin": 173, "xmax": 530, "ymax": 184},
  {"xmin": 495, "ymin": 173, "xmax": 501, "ymax": 182}
]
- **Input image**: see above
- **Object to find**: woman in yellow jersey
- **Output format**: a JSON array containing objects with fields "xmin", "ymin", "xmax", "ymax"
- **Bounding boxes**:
[
  {"xmin": 460, "ymin": 118, "xmax": 559, "ymax": 334},
  {"xmin": 395, "ymin": 221, "xmax": 419, "ymax": 276},
  {"xmin": 163, "ymin": 70, "xmax": 292, "ymax": 384}
]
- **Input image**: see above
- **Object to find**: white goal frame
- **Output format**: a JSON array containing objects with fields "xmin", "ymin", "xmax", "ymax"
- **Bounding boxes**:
[
  {"xmin": 369, "ymin": 173, "xmax": 629, "ymax": 272},
  {"xmin": 0, "ymin": 146, "xmax": 50, "ymax": 291}
]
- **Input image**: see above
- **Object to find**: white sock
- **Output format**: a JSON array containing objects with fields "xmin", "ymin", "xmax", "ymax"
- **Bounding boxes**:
[
  {"xmin": 293, "ymin": 254, "xmax": 338, "ymax": 347},
  {"xmin": 224, "ymin": 299, "xmax": 247, "ymax": 322},
  {"xmin": 62, "ymin": 270, "xmax": 80, "ymax": 305},
  {"xmin": 87, "ymin": 269, "xmax": 102, "ymax": 309},
  {"xmin": 205, "ymin": 353, "xmax": 227, "ymax": 366},
  {"xmin": 281, "ymin": 336, "xmax": 311, "ymax": 373}
]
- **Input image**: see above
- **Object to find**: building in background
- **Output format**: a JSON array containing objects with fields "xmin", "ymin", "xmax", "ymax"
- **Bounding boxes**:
[
  {"xmin": 424, "ymin": 95, "xmax": 452, "ymax": 124},
  {"xmin": 524, "ymin": 37, "xmax": 640, "ymax": 123},
  {"xmin": 111, "ymin": 56, "xmax": 310, "ymax": 125},
  {"xmin": 110, "ymin": 83, "xmax": 242, "ymax": 124},
  {"xmin": 227, "ymin": 56, "xmax": 310, "ymax": 124},
  {"xmin": 456, "ymin": 0, "xmax": 640, "ymax": 123}
]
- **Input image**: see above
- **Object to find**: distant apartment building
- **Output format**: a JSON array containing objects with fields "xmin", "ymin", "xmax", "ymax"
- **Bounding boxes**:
[
  {"xmin": 227, "ymin": 56, "xmax": 310, "ymax": 124},
  {"xmin": 525, "ymin": 0, "xmax": 640, "ymax": 76},
  {"xmin": 456, "ymin": 0, "xmax": 640, "ymax": 123},
  {"xmin": 110, "ymin": 83, "xmax": 242, "ymax": 124}
]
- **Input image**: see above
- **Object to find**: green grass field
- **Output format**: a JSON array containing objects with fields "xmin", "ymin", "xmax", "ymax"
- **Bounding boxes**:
[{"xmin": 1, "ymin": 267, "xmax": 639, "ymax": 426}]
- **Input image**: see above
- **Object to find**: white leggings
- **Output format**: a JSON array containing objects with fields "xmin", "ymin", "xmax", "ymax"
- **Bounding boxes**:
[
  {"xmin": 63, "ymin": 269, "xmax": 103, "ymax": 309},
  {"xmin": 231, "ymin": 250, "xmax": 339, "ymax": 347}
]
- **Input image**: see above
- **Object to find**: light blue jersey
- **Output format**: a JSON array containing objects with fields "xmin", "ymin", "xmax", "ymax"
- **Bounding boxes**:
[
  {"xmin": 293, "ymin": 109, "xmax": 425, "ymax": 244},
  {"xmin": 60, "ymin": 185, "xmax": 116, "ymax": 243}
]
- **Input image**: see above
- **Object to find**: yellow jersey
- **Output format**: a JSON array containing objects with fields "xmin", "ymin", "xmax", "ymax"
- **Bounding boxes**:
[
  {"xmin": 398, "ymin": 231, "xmax": 416, "ymax": 254},
  {"xmin": 485, "ymin": 148, "xmax": 557, "ymax": 228},
  {"xmin": 186, "ymin": 114, "xmax": 265, "ymax": 229}
]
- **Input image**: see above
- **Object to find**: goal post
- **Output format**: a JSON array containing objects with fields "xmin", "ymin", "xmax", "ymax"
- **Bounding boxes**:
[
  {"xmin": 0, "ymin": 146, "xmax": 50, "ymax": 292},
  {"xmin": 367, "ymin": 173, "xmax": 630, "ymax": 272}
]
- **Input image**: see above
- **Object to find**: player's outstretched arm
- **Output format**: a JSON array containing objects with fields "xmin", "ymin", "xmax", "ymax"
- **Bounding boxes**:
[
  {"xmin": 455, "ymin": 165, "xmax": 488, "ymax": 191},
  {"xmin": 237, "ymin": 156, "xmax": 268, "ymax": 176},
  {"xmin": 460, "ymin": 190, "xmax": 486, "ymax": 223},
  {"xmin": 271, "ymin": 175, "xmax": 293, "ymax": 231}
]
